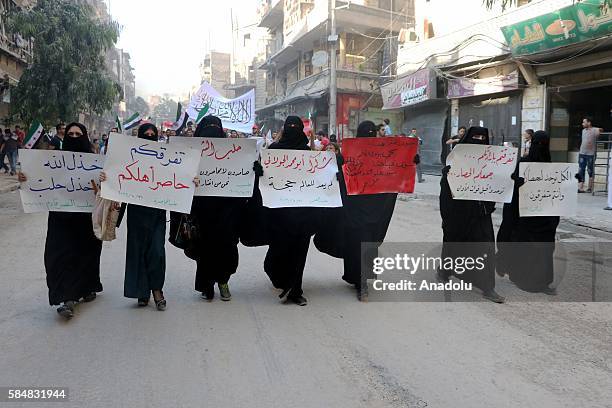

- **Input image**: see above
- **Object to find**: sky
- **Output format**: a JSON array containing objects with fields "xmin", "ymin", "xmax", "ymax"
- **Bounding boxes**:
[{"xmin": 105, "ymin": 0, "xmax": 258, "ymax": 99}]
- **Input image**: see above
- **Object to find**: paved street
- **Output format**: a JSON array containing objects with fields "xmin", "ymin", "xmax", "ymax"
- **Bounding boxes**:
[{"xmin": 1, "ymin": 189, "xmax": 611, "ymax": 408}]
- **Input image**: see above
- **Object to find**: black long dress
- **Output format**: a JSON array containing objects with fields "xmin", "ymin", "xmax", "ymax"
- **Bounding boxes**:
[
  {"xmin": 263, "ymin": 139, "xmax": 315, "ymax": 298},
  {"xmin": 192, "ymin": 196, "xmax": 246, "ymax": 290},
  {"xmin": 44, "ymin": 126, "xmax": 103, "ymax": 305},
  {"xmin": 439, "ymin": 167, "xmax": 497, "ymax": 292},
  {"xmin": 496, "ymin": 131, "xmax": 559, "ymax": 292}
]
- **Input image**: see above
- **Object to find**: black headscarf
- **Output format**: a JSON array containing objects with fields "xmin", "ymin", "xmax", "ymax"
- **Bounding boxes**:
[
  {"xmin": 524, "ymin": 130, "xmax": 551, "ymax": 163},
  {"xmin": 459, "ymin": 126, "xmax": 489, "ymax": 145},
  {"xmin": 137, "ymin": 123, "xmax": 159, "ymax": 141},
  {"xmin": 62, "ymin": 122, "xmax": 92, "ymax": 153},
  {"xmin": 270, "ymin": 115, "xmax": 308, "ymax": 150},
  {"xmin": 356, "ymin": 121, "xmax": 378, "ymax": 138},
  {"xmin": 194, "ymin": 115, "xmax": 226, "ymax": 138}
]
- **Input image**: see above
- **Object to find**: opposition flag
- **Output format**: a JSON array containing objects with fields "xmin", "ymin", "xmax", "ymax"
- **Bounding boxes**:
[
  {"xmin": 123, "ymin": 112, "xmax": 142, "ymax": 130},
  {"xmin": 115, "ymin": 115, "xmax": 123, "ymax": 132},
  {"xmin": 176, "ymin": 102, "xmax": 183, "ymax": 122},
  {"xmin": 23, "ymin": 120, "xmax": 44, "ymax": 149}
]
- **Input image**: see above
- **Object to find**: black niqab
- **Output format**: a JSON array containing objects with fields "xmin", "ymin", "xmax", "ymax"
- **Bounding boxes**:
[
  {"xmin": 458, "ymin": 126, "xmax": 489, "ymax": 145},
  {"xmin": 62, "ymin": 122, "xmax": 92, "ymax": 153},
  {"xmin": 137, "ymin": 123, "xmax": 159, "ymax": 141},
  {"xmin": 269, "ymin": 116, "xmax": 309, "ymax": 150},
  {"xmin": 524, "ymin": 130, "xmax": 551, "ymax": 163},
  {"xmin": 194, "ymin": 115, "xmax": 226, "ymax": 138}
]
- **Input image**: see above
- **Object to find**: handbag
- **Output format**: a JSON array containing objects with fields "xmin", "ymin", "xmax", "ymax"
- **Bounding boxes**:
[
  {"xmin": 91, "ymin": 181, "xmax": 120, "ymax": 241},
  {"xmin": 169, "ymin": 212, "xmax": 199, "ymax": 253}
]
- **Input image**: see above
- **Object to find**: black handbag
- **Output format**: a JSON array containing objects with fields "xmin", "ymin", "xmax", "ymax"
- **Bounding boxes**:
[{"xmin": 169, "ymin": 212, "xmax": 199, "ymax": 252}]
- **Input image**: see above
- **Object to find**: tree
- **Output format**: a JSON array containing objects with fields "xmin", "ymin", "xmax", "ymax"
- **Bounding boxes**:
[
  {"xmin": 484, "ymin": 0, "xmax": 612, "ymax": 10},
  {"xmin": 151, "ymin": 97, "xmax": 178, "ymax": 124},
  {"xmin": 7, "ymin": 0, "xmax": 121, "ymax": 125},
  {"xmin": 133, "ymin": 96, "xmax": 150, "ymax": 118}
]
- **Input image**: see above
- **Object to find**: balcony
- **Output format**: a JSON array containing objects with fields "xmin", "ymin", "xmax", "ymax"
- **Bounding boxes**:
[{"xmin": 258, "ymin": 0, "xmax": 283, "ymax": 29}]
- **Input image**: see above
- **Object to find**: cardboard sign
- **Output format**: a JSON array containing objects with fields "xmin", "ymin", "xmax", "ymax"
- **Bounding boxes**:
[
  {"xmin": 181, "ymin": 137, "xmax": 258, "ymax": 197},
  {"xmin": 446, "ymin": 144, "xmax": 518, "ymax": 203},
  {"xmin": 101, "ymin": 133, "xmax": 201, "ymax": 213},
  {"xmin": 519, "ymin": 162, "xmax": 578, "ymax": 217},
  {"xmin": 19, "ymin": 149, "xmax": 104, "ymax": 213},
  {"xmin": 260, "ymin": 149, "xmax": 342, "ymax": 208},
  {"xmin": 342, "ymin": 137, "xmax": 417, "ymax": 195}
]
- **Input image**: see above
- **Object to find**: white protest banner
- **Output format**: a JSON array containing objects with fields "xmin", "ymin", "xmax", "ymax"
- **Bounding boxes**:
[
  {"xmin": 519, "ymin": 162, "xmax": 578, "ymax": 217},
  {"xmin": 181, "ymin": 137, "xmax": 258, "ymax": 197},
  {"xmin": 100, "ymin": 133, "xmax": 200, "ymax": 213},
  {"xmin": 446, "ymin": 144, "xmax": 517, "ymax": 203},
  {"xmin": 19, "ymin": 149, "xmax": 104, "ymax": 213},
  {"xmin": 260, "ymin": 149, "xmax": 342, "ymax": 208},
  {"xmin": 186, "ymin": 82, "xmax": 255, "ymax": 133}
]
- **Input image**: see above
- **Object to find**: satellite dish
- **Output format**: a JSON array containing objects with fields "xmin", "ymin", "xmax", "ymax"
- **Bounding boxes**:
[{"xmin": 312, "ymin": 50, "xmax": 329, "ymax": 68}]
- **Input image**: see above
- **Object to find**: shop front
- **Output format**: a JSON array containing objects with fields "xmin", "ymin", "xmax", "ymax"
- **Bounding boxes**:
[{"xmin": 381, "ymin": 68, "xmax": 447, "ymax": 173}]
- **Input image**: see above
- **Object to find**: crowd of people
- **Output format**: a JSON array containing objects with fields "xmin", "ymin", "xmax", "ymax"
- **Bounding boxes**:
[{"xmin": 11, "ymin": 112, "xmax": 608, "ymax": 319}]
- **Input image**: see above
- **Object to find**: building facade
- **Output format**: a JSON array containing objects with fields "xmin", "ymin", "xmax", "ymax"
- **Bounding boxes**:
[
  {"xmin": 0, "ymin": 0, "xmax": 33, "ymax": 126},
  {"xmin": 256, "ymin": 0, "xmax": 415, "ymax": 139},
  {"xmin": 387, "ymin": 0, "xmax": 611, "ymax": 172},
  {"xmin": 201, "ymin": 51, "xmax": 232, "ymax": 97}
]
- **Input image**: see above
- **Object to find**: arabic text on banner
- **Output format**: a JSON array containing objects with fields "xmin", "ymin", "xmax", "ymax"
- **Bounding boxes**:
[
  {"xmin": 186, "ymin": 82, "xmax": 255, "ymax": 134},
  {"xmin": 260, "ymin": 149, "xmax": 342, "ymax": 208},
  {"xmin": 100, "ymin": 133, "xmax": 201, "ymax": 213},
  {"xmin": 341, "ymin": 137, "xmax": 418, "ymax": 195},
  {"xmin": 180, "ymin": 137, "xmax": 258, "ymax": 197},
  {"xmin": 519, "ymin": 162, "xmax": 578, "ymax": 217},
  {"xmin": 18, "ymin": 149, "xmax": 104, "ymax": 213},
  {"xmin": 446, "ymin": 144, "xmax": 518, "ymax": 203}
]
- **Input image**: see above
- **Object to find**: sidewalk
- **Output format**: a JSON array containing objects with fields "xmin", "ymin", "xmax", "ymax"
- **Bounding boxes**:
[
  {"xmin": 0, "ymin": 173, "xmax": 19, "ymax": 194},
  {"xmin": 400, "ymin": 174, "xmax": 612, "ymax": 234}
]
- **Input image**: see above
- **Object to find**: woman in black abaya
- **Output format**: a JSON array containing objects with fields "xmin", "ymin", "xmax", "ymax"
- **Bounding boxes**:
[
  {"xmin": 497, "ymin": 131, "xmax": 559, "ymax": 294},
  {"xmin": 263, "ymin": 116, "xmax": 315, "ymax": 306},
  {"xmin": 19, "ymin": 122, "xmax": 103, "ymax": 319},
  {"xmin": 341, "ymin": 121, "xmax": 398, "ymax": 301},
  {"xmin": 439, "ymin": 126, "xmax": 505, "ymax": 303},
  {"xmin": 190, "ymin": 116, "xmax": 247, "ymax": 301}
]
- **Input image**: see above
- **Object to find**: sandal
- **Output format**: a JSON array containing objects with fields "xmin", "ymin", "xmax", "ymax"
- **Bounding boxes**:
[{"xmin": 153, "ymin": 291, "xmax": 166, "ymax": 311}]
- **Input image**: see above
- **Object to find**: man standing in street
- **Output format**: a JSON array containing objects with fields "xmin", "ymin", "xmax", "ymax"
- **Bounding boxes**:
[
  {"xmin": 383, "ymin": 118, "xmax": 392, "ymax": 136},
  {"xmin": 408, "ymin": 127, "xmax": 424, "ymax": 183},
  {"xmin": 578, "ymin": 117, "xmax": 603, "ymax": 193},
  {"xmin": 48, "ymin": 122, "xmax": 65, "ymax": 150},
  {"xmin": 1, "ymin": 128, "xmax": 19, "ymax": 175}
]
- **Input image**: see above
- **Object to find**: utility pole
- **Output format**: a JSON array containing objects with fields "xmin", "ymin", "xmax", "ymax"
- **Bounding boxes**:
[{"xmin": 328, "ymin": 0, "xmax": 338, "ymax": 137}]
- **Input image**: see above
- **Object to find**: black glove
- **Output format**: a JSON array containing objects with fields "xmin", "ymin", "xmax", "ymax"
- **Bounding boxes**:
[
  {"xmin": 253, "ymin": 161, "xmax": 263, "ymax": 177},
  {"xmin": 413, "ymin": 154, "xmax": 421, "ymax": 165},
  {"xmin": 336, "ymin": 171, "xmax": 341, "ymax": 181}
]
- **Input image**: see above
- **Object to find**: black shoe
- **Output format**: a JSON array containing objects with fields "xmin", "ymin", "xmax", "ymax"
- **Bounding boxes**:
[
  {"xmin": 357, "ymin": 287, "xmax": 368, "ymax": 302},
  {"xmin": 201, "ymin": 285, "xmax": 214, "ymax": 301},
  {"xmin": 287, "ymin": 295, "xmax": 308, "ymax": 306},
  {"xmin": 57, "ymin": 301, "xmax": 75, "ymax": 319},
  {"xmin": 137, "ymin": 297, "xmax": 149, "ymax": 307},
  {"xmin": 541, "ymin": 286, "xmax": 557, "ymax": 296},
  {"xmin": 218, "ymin": 283, "xmax": 231, "ymax": 301},
  {"xmin": 82, "ymin": 292, "xmax": 97, "ymax": 302},
  {"xmin": 483, "ymin": 289, "xmax": 505, "ymax": 303}
]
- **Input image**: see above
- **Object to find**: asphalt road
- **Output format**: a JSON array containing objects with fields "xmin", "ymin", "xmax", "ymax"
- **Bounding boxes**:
[{"xmin": 0, "ymin": 190, "xmax": 611, "ymax": 408}]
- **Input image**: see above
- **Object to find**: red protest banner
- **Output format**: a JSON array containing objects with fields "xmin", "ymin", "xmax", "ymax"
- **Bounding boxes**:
[{"xmin": 342, "ymin": 136, "xmax": 418, "ymax": 195}]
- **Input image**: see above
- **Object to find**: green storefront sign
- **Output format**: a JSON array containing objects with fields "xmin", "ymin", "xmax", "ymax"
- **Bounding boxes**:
[{"xmin": 501, "ymin": 0, "xmax": 612, "ymax": 55}]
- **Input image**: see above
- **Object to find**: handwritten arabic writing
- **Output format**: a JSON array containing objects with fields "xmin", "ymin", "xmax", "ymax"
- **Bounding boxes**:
[
  {"xmin": 260, "ymin": 149, "xmax": 342, "ymax": 208},
  {"xmin": 101, "ymin": 134, "xmax": 201, "ymax": 213},
  {"xmin": 518, "ymin": 162, "xmax": 578, "ymax": 217},
  {"xmin": 342, "ymin": 137, "xmax": 417, "ymax": 195},
  {"xmin": 447, "ymin": 145, "xmax": 517, "ymax": 203},
  {"xmin": 19, "ymin": 149, "xmax": 105, "ymax": 213}
]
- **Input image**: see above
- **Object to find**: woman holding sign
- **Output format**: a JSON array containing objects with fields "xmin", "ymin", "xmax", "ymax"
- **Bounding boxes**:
[
  {"xmin": 340, "ymin": 121, "xmax": 398, "ymax": 301},
  {"xmin": 18, "ymin": 123, "xmax": 103, "ymax": 319},
  {"xmin": 263, "ymin": 116, "xmax": 315, "ymax": 306},
  {"xmin": 497, "ymin": 131, "xmax": 559, "ymax": 295},
  {"xmin": 190, "ymin": 116, "xmax": 247, "ymax": 301},
  {"xmin": 438, "ymin": 126, "xmax": 505, "ymax": 303},
  {"xmin": 100, "ymin": 124, "xmax": 168, "ymax": 311}
]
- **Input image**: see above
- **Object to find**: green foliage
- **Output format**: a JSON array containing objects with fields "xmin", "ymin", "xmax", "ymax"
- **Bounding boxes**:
[{"xmin": 7, "ymin": 0, "xmax": 121, "ymax": 125}]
